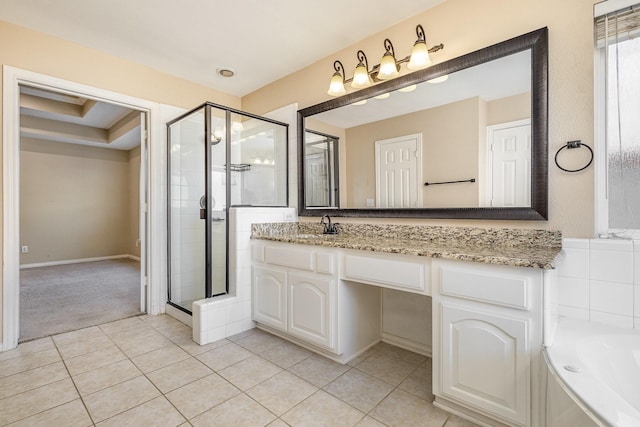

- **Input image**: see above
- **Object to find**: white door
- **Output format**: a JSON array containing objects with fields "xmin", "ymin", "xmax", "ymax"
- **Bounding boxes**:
[
  {"xmin": 375, "ymin": 134, "xmax": 422, "ymax": 208},
  {"xmin": 288, "ymin": 272, "xmax": 335, "ymax": 350},
  {"xmin": 440, "ymin": 302, "xmax": 529, "ymax": 426},
  {"xmin": 252, "ymin": 266, "xmax": 287, "ymax": 332},
  {"xmin": 487, "ymin": 120, "xmax": 531, "ymax": 207}
]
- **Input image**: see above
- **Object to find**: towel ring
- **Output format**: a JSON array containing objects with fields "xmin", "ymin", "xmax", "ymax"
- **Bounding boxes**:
[{"xmin": 554, "ymin": 140, "xmax": 593, "ymax": 173}]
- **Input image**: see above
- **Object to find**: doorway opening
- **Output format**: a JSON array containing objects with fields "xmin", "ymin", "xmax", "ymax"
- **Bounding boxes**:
[
  {"xmin": 17, "ymin": 85, "xmax": 147, "ymax": 341},
  {"xmin": 3, "ymin": 66, "xmax": 164, "ymax": 351}
]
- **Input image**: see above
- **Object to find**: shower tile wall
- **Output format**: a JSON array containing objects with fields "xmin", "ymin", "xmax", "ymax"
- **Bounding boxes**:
[
  {"xmin": 558, "ymin": 238, "xmax": 640, "ymax": 328},
  {"xmin": 192, "ymin": 207, "xmax": 296, "ymax": 344}
]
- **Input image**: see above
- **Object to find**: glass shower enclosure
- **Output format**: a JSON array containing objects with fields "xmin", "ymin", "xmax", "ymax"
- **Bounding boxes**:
[{"xmin": 167, "ymin": 102, "xmax": 288, "ymax": 313}]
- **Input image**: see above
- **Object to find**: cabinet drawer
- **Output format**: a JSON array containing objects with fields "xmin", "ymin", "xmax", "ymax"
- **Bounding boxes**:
[
  {"xmin": 440, "ymin": 265, "xmax": 530, "ymax": 310},
  {"xmin": 264, "ymin": 245, "xmax": 314, "ymax": 271},
  {"xmin": 343, "ymin": 254, "xmax": 425, "ymax": 292}
]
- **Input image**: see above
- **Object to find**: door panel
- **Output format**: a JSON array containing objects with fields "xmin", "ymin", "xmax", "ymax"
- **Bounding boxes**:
[
  {"xmin": 288, "ymin": 272, "xmax": 334, "ymax": 349},
  {"xmin": 488, "ymin": 122, "xmax": 531, "ymax": 207},
  {"xmin": 375, "ymin": 134, "xmax": 422, "ymax": 208}
]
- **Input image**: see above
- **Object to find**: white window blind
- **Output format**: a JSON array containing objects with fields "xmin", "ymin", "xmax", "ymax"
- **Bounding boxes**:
[{"xmin": 595, "ymin": 5, "xmax": 640, "ymax": 46}]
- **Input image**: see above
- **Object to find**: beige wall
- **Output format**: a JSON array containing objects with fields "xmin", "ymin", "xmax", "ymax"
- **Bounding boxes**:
[
  {"xmin": 345, "ymin": 97, "xmax": 481, "ymax": 208},
  {"xmin": 1, "ymin": 20, "xmax": 243, "ymax": 339},
  {"xmin": 487, "ymin": 92, "xmax": 531, "ymax": 125},
  {"xmin": 243, "ymin": 0, "xmax": 597, "ymax": 238},
  {"xmin": 20, "ymin": 139, "xmax": 139, "ymax": 264}
]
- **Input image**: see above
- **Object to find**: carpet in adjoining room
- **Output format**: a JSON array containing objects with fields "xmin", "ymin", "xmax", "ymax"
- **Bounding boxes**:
[{"xmin": 19, "ymin": 258, "xmax": 142, "ymax": 342}]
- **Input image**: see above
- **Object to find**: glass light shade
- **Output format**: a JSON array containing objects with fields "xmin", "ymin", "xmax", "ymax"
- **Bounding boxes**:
[
  {"xmin": 377, "ymin": 53, "xmax": 399, "ymax": 80},
  {"xmin": 407, "ymin": 41, "xmax": 432, "ymax": 70},
  {"xmin": 327, "ymin": 72, "xmax": 346, "ymax": 96},
  {"xmin": 352, "ymin": 99, "xmax": 367, "ymax": 106},
  {"xmin": 374, "ymin": 92, "xmax": 390, "ymax": 99},
  {"xmin": 351, "ymin": 64, "xmax": 372, "ymax": 89},
  {"xmin": 398, "ymin": 84, "xmax": 417, "ymax": 93},
  {"xmin": 427, "ymin": 75, "xmax": 448, "ymax": 84}
]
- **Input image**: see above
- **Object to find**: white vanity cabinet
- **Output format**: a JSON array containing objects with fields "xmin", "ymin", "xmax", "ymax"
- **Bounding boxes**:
[
  {"xmin": 432, "ymin": 259, "xmax": 545, "ymax": 427},
  {"xmin": 251, "ymin": 240, "xmax": 380, "ymax": 361}
]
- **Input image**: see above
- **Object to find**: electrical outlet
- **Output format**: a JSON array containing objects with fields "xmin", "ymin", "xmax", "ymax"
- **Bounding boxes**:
[
  {"xmin": 366, "ymin": 198, "xmax": 375, "ymax": 207},
  {"xmin": 21, "ymin": 246, "xmax": 29, "ymax": 254}
]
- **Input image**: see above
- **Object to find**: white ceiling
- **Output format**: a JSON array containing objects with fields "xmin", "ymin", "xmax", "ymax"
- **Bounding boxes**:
[
  {"xmin": 20, "ymin": 86, "xmax": 141, "ymax": 150},
  {"xmin": 0, "ymin": 0, "xmax": 445, "ymax": 97}
]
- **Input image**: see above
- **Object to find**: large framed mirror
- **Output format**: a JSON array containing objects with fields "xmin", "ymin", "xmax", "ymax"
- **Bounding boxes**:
[{"xmin": 297, "ymin": 27, "xmax": 548, "ymax": 220}]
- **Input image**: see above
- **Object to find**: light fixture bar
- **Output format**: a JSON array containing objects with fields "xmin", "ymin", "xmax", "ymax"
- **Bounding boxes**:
[{"xmin": 327, "ymin": 24, "xmax": 444, "ymax": 96}]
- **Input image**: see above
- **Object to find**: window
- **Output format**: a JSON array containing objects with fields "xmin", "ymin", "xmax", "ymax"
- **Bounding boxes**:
[{"xmin": 595, "ymin": 1, "xmax": 640, "ymax": 236}]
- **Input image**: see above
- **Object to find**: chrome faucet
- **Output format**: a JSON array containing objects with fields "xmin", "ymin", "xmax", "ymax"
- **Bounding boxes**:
[{"xmin": 320, "ymin": 215, "xmax": 338, "ymax": 234}]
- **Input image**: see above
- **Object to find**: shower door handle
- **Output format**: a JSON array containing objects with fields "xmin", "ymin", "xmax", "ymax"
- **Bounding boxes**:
[{"xmin": 200, "ymin": 208, "xmax": 206, "ymax": 219}]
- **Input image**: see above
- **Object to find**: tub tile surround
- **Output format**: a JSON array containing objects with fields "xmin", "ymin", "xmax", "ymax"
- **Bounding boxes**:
[
  {"xmin": 251, "ymin": 222, "xmax": 563, "ymax": 269},
  {"xmin": 557, "ymin": 237, "xmax": 640, "ymax": 329},
  {"xmin": 192, "ymin": 207, "xmax": 296, "ymax": 345}
]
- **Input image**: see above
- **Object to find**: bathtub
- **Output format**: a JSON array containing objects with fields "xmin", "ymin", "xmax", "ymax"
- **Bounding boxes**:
[{"xmin": 544, "ymin": 318, "xmax": 640, "ymax": 427}]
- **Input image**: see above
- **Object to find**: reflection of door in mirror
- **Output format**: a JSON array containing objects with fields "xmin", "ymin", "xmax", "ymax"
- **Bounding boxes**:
[
  {"xmin": 486, "ymin": 119, "xmax": 531, "ymax": 207},
  {"xmin": 304, "ymin": 130, "xmax": 339, "ymax": 208},
  {"xmin": 375, "ymin": 134, "xmax": 423, "ymax": 208}
]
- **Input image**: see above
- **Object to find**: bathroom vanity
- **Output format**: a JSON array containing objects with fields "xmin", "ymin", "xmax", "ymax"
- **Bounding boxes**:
[{"xmin": 251, "ymin": 222, "xmax": 561, "ymax": 427}]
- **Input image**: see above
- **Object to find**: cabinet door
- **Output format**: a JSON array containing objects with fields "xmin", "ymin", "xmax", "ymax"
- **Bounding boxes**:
[
  {"xmin": 288, "ymin": 272, "xmax": 335, "ymax": 350},
  {"xmin": 440, "ymin": 302, "xmax": 529, "ymax": 426},
  {"xmin": 252, "ymin": 266, "xmax": 287, "ymax": 332}
]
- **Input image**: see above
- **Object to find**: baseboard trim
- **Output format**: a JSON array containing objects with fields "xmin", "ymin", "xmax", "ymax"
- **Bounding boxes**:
[
  {"xmin": 381, "ymin": 331, "xmax": 432, "ymax": 357},
  {"xmin": 20, "ymin": 254, "xmax": 140, "ymax": 269}
]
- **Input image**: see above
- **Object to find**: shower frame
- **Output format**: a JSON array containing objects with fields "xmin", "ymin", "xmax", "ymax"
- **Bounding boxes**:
[{"xmin": 166, "ymin": 102, "xmax": 289, "ymax": 314}]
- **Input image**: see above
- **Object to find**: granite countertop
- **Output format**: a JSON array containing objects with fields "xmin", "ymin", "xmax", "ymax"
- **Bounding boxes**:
[{"xmin": 251, "ymin": 222, "xmax": 563, "ymax": 270}]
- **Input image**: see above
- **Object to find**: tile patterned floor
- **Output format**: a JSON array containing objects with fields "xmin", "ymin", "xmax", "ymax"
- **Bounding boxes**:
[{"xmin": 0, "ymin": 315, "xmax": 479, "ymax": 426}]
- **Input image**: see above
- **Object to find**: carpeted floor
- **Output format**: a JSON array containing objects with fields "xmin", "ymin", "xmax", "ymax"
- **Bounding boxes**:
[{"xmin": 19, "ymin": 258, "xmax": 142, "ymax": 342}]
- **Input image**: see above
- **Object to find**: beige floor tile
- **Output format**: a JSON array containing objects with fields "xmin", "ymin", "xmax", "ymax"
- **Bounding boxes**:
[
  {"xmin": 373, "ymin": 342, "xmax": 426, "ymax": 365},
  {"xmin": 165, "ymin": 373, "xmax": 240, "ymax": 419},
  {"xmin": 191, "ymin": 393, "xmax": 276, "ymax": 427},
  {"xmin": 234, "ymin": 330, "xmax": 285, "ymax": 354},
  {"xmin": 111, "ymin": 330, "xmax": 173, "ymax": 358},
  {"xmin": 174, "ymin": 335, "xmax": 230, "ymax": 355},
  {"xmin": 56, "ymin": 333, "xmax": 114, "ymax": 359},
  {"xmin": 83, "ymin": 376, "xmax": 160, "ymax": 422},
  {"xmin": 6, "ymin": 398, "xmax": 92, "ymax": 427},
  {"xmin": 53, "ymin": 326, "xmax": 105, "ymax": 347},
  {"xmin": 218, "ymin": 355, "xmax": 282, "ymax": 391},
  {"xmin": 324, "ymin": 369, "xmax": 394, "ymax": 413},
  {"xmin": 399, "ymin": 364, "xmax": 433, "ymax": 401},
  {"xmin": 0, "ymin": 378, "xmax": 79, "ymax": 425},
  {"xmin": 287, "ymin": 354, "xmax": 350, "ymax": 388},
  {"xmin": 355, "ymin": 416, "xmax": 387, "ymax": 427},
  {"xmin": 196, "ymin": 342, "xmax": 252, "ymax": 371},
  {"xmin": 260, "ymin": 341, "xmax": 313, "ymax": 369},
  {"xmin": 226, "ymin": 328, "xmax": 259, "ymax": 342},
  {"xmin": 131, "ymin": 343, "xmax": 190, "ymax": 373},
  {"xmin": 147, "ymin": 357, "xmax": 212, "ymax": 394},
  {"xmin": 99, "ymin": 316, "xmax": 147, "ymax": 336},
  {"xmin": 248, "ymin": 371, "xmax": 317, "ymax": 416},
  {"xmin": 0, "ymin": 347, "xmax": 60, "ymax": 378},
  {"xmin": 281, "ymin": 390, "xmax": 365, "ymax": 427},
  {"xmin": 0, "ymin": 338, "xmax": 54, "ymax": 362},
  {"xmin": 0, "ymin": 361, "xmax": 68, "ymax": 399},
  {"xmin": 97, "ymin": 396, "xmax": 186, "ymax": 427},
  {"xmin": 72, "ymin": 358, "xmax": 142, "ymax": 396},
  {"xmin": 64, "ymin": 344, "xmax": 127, "ymax": 376},
  {"xmin": 355, "ymin": 353, "xmax": 419, "ymax": 386},
  {"xmin": 266, "ymin": 419, "xmax": 290, "ymax": 427},
  {"xmin": 444, "ymin": 414, "xmax": 481, "ymax": 427},
  {"xmin": 369, "ymin": 389, "xmax": 449, "ymax": 427},
  {"xmin": 346, "ymin": 345, "xmax": 380, "ymax": 367}
]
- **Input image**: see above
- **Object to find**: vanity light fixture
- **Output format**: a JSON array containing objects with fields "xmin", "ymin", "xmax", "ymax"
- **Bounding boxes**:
[
  {"xmin": 427, "ymin": 75, "xmax": 449, "ymax": 84},
  {"xmin": 351, "ymin": 50, "xmax": 373, "ymax": 89},
  {"xmin": 327, "ymin": 24, "xmax": 444, "ymax": 96},
  {"xmin": 377, "ymin": 39, "xmax": 400, "ymax": 80},
  {"xmin": 373, "ymin": 92, "xmax": 390, "ymax": 99},
  {"xmin": 398, "ymin": 84, "xmax": 417, "ymax": 93}
]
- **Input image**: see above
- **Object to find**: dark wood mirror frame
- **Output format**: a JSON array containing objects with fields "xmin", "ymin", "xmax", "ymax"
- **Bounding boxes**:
[{"xmin": 297, "ymin": 27, "xmax": 548, "ymax": 220}]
